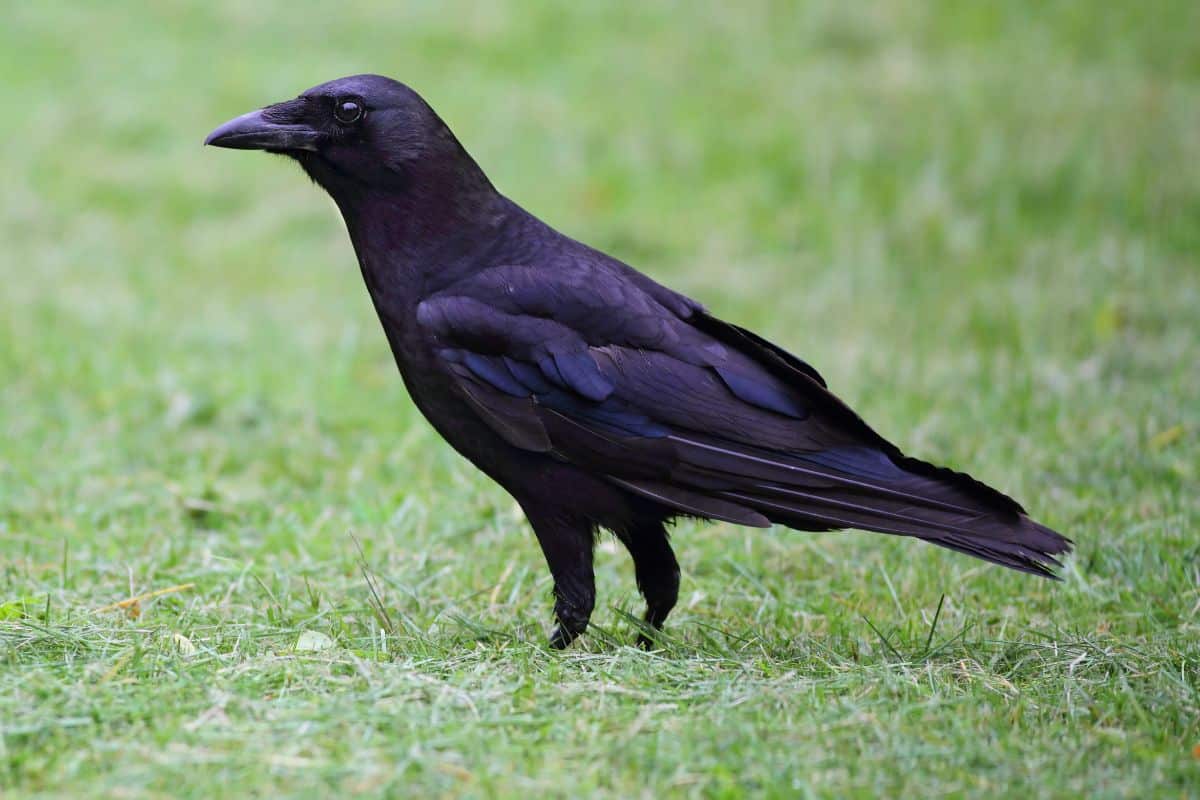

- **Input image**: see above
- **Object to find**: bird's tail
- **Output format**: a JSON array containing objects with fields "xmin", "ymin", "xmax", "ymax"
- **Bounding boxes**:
[
  {"xmin": 654, "ymin": 435, "xmax": 1073, "ymax": 577},
  {"xmin": 725, "ymin": 481, "xmax": 1070, "ymax": 578}
]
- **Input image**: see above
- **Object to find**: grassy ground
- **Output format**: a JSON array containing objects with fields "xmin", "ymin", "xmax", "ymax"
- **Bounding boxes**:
[{"xmin": 2, "ymin": 1, "xmax": 1198, "ymax": 797}]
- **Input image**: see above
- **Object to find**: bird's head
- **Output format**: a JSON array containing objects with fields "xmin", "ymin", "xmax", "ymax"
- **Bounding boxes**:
[{"xmin": 205, "ymin": 74, "xmax": 486, "ymax": 201}]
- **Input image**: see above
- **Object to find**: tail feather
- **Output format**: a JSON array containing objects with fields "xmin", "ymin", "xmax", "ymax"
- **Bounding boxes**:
[
  {"xmin": 658, "ymin": 432, "xmax": 1073, "ymax": 577},
  {"xmin": 721, "ymin": 488, "xmax": 1068, "ymax": 577}
]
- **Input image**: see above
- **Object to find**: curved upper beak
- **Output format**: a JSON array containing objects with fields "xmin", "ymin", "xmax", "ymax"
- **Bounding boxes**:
[{"xmin": 204, "ymin": 107, "xmax": 320, "ymax": 152}]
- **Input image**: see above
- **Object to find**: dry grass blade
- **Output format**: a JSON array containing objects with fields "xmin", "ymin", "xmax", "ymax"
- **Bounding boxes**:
[{"xmin": 93, "ymin": 583, "xmax": 196, "ymax": 613}]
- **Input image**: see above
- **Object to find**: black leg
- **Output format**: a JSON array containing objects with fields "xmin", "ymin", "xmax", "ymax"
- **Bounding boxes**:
[
  {"xmin": 615, "ymin": 520, "xmax": 680, "ymax": 648},
  {"xmin": 522, "ymin": 504, "xmax": 596, "ymax": 649}
]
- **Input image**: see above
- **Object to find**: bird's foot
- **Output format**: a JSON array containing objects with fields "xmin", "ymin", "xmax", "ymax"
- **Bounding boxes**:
[
  {"xmin": 634, "ymin": 600, "xmax": 673, "ymax": 649},
  {"xmin": 549, "ymin": 606, "xmax": 590, "ymax": 649},
  {"xmin": 549, "ymin": 621, "xmax": 587, "ymax": 649},
  {"xmin": 636, "ymin": 624, "xmax": 668, "ymax": 650}
]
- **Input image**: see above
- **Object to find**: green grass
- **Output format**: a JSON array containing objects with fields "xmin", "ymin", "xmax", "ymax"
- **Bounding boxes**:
[{"xmin": 2, "ymin": 1, "xmax": 1198, "ymax": 797}]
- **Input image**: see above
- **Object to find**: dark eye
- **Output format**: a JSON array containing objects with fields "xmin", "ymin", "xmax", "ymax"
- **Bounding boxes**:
[{"xmin": 334, "ymin": 98, "xmax": 363, "ymax": 124}]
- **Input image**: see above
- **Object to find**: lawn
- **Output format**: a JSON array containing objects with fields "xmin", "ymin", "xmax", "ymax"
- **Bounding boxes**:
[{"xmin": 1, "ymin": 1, "xmax": 1197, "ymax": 797}]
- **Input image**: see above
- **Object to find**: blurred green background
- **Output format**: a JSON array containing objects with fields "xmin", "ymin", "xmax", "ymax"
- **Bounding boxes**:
[{"xmin": 1, "ymin": 2, "xmax": 1197, "ymax": 797}]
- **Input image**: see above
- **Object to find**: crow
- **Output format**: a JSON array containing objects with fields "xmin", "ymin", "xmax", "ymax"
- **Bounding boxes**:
[{"xmin": 206, "ymin": 75, "xmax": 1072, "ymax": 648}]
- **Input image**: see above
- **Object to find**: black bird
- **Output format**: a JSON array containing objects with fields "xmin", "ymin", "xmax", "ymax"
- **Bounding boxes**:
[{"xmin": 206, "ymin": 75, "xmax": 1071, "ymax": 648}]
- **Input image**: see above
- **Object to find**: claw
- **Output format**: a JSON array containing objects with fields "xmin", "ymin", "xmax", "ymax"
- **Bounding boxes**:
[
  {"xmin": 549, "ymin": 626, "xmax": 573, "ymax": 649},
  {"xmin": 549, "ymin": 616, "xmax": 588, "ymax": 649}
]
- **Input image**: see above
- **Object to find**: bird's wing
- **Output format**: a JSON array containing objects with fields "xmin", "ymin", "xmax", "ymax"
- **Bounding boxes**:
[{"xmin": 417, "ymin": 265, "xmax": 1070, "ymax": 575}]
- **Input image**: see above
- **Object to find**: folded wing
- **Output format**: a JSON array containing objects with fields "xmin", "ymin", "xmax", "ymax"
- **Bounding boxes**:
[{"xmin": 417, "ymin": 265, "xmax": 1072, "ymax": 577}]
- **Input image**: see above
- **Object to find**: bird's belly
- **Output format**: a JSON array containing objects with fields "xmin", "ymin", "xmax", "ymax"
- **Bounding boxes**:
[
  {"xmin": 365, "ymin": 293, "xmax": 642, "ymax": 528},
  {"xmin": 385, "ymin": 331, "xmax": 537, "ymax": 483}
]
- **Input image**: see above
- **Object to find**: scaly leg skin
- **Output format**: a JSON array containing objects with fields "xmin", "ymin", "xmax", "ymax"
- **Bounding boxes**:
[
  {"xmin": 616, "ymin": 520, "xmax": 681, "ymax": 649},
  {"xmin": 523, "ymin": 504, "xmax": 596, "ymax": 649}
]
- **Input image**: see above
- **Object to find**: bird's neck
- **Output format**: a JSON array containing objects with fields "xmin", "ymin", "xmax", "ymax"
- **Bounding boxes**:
[{"xmin": 330, "ymin": 164, "xmax": 513, "ymax": 305}]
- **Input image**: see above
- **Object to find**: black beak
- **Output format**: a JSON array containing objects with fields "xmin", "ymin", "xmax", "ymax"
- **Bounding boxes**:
[{"xmin": 204, "ymin": 107, "xmax": 321, "ymax": 152}]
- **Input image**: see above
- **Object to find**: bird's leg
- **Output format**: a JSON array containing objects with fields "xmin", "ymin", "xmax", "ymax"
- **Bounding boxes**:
[
  {"xmin": 616, "ymin": 521, "xmax": 680, "ymax": 648},
  {"xmin": 524, "ymin": 506, "xmax": 596, "ymax": 649}
]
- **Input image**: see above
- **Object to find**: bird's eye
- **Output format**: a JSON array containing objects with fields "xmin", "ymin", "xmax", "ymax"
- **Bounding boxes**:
[{"xmin": 334, "ymin": 98, "xmax": 364, "ymax": 124}]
